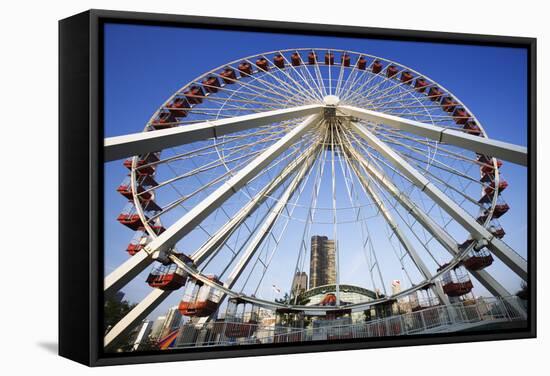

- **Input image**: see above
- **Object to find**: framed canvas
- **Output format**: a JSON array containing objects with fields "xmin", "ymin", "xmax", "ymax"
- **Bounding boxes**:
[{"xmin": 59, "ymin": 9, "xmax": 536, "ymax": 366}]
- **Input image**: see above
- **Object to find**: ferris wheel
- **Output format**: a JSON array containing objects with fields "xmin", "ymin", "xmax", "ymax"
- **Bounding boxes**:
[{"xmin": 103, "ymin": 48, "xmax": 528, "ymax": 347}]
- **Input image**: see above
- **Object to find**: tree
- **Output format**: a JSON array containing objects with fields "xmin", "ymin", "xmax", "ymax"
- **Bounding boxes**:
[
  {"xmin": 275, "ymin": 292, "xmax": 290, "ymax": 304},
  {"xmin": 103, "ymin": 296, "xmax": 137, "ymax": 352},
  {"xmin": 516, "ymin": 281, "xmax": 528, "ymax": 300}
]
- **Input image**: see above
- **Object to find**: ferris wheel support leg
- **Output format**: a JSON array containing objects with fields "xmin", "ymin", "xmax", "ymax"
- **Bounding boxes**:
[
  {"xmin": 104, "ymin": 288, "xmax": 171, "ymax": 348},
  {"xmin": 223, "ymin": 149, "xmax": 315, "ymax": 289},
  {"xmin": 104, "ymin": 104, "xmax": 323, "ymax": 162},
  {"xmin": 345, "ymin": 138, "xmax": 516, "ymax": 301},
  {"xmin": 340, "ymin": 106, "xmax": 527, "ymax": 166},
  {"xmin": 103, "ymin": 114, "xmax": 321, "ymax": 297},
  {"xmin": 144, "ymin": 113, "xmax": 322, "ymax": 258},
  {"xmin": 191, "ymin": 142, "xmax": 320, "ymax": 265},
  {"xmin": 345, "ymin": 151, "xmax": 451, "ymax": 307},
  {"xmin": 349, "ymin": 121, "xmax": 528, "ymax": 281},
  {"xmin": 104, "ymin": 250, "xmax": 155, "ymax": 299}
]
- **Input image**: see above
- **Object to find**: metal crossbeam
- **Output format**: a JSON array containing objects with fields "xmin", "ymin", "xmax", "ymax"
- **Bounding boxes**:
[
  {"xmin": 346, "ymin": 135, "xmax": 515, "ymax": 298},
  {"xmin": 340, "ymin": 105, "xmax": 527, "ymax": 166},
  {"xmin": 104, "ymin": 104, "xmax": 323, "ymax": 161},
  {"xmin": 191, "ymin": 142, "xmax": 320, "ymax": 265},
  {"xmin": 349, "ymin": 121, "xmax": 527, "ymax": 281},
  {"xmin": 104, "ymin": 114, "xmax": 321, "ymax": 298},
  {"xmin": 344, "ymin": 144, "xmax": 451, "ymax": 306},
  {"xmin": 104, "ymin": 289, "xmax": 171, "ymax": 348}
]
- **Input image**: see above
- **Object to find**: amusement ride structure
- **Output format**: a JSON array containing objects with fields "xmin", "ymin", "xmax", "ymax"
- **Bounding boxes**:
[{"xmin": 103, "ymin": 48, "xmax": 528, "ymax": 348}]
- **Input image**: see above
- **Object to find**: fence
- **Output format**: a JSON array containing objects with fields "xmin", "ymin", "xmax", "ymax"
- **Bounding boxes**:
[{"xmin": 171, "ymin": 296, "xmax": 527, "ymax": 349}]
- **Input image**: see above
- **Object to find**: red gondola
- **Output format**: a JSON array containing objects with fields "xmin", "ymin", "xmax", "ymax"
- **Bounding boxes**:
[
  {"xmin": 490, "ymin": 227, "xmax": 506, "ymax": 239},
  {"xmin": 453, "ymin": 108, "xmax": 470, "ymax": 125},
  {"xmin": 463, "ymin": 120, "xmax": 482, "ymax": 136},
  {"xmin": 126, "ymin": 231, "xmax": 149, "ymax": 256},
  {"xmin": 437, "ymin": 263, "xmax": 473, "ymax": 297},
  {"xmin": 371, "ymin": 60, "xmax": 383, "ymax": 74},
  {"xmin": 441, "ymin": 96, "xmax": 458, "ymax": 112},
  {"xmin": 117, "ymin": 213, "xmax": 146, "ymax": 231},
  {"xmin": 273, "ymin": 54, "xmax": 285, "ymax": 68},
  {"xmin": 238, "ymin": 62, "xmax": 253, "ymax": 77},
  {"xmin": 480, "ymin": 159, "xmax": 503, "ymax": 174},
  {"xmin": 146, "ymin": 266, "xmax": 186, "ymax": 290},
  {"xmin": 116, "ymin": 181, "xmax": 152, "ymax": 201},
  {"xmin": 484, "ymin": 180, "xmax": 508, "ymax": 196},
  {"xmin": 224, "ymin": 298, "xmax": 260, "ymax": 338},
  {"xmin": 123, "ymin": 153, "xmax": 159, "ymax": 175},
  {"xmin": 386, "ymin": 65, "xmax": 398, "ymax": 78},
  {"xmin": 165, "ymin": 97, "xmax": 190, "ymax": 118},
  {"xmin": 400, "ymin": 71, "xmax": 414, "ymax": 84},
  {"xmin": 256, "ymin": 57, "xmax": 269, "ymax": 71},
  {"xmin": 463, "ymin": 252, "xmax": 494, "ymax": 271},
  {"xmin": 151, "ymin": 111, "xmax": 176, "ymax": 130},
  {"xmin": 492, "ymin": 203, "xmax": 510, "ymax": 218},
  {"xmin": 184, "ymin": 86, "xmax": 204, "ymax": 105},
  {"xmin": 220, "ymin": 68, "xmax": 237, "ymax": 84},
  {"xmin": 357, "ymin": 56, "xmax": 367, "ymax": 70},
  {"xmin": 202, "ymin": 76, "xmax": 220, "ymax": 93},
  {"xmin": 324, "ymin": 52, "xmax": 334, "ymax": 65},
  {"xmin": 308, "ymin": 52, "xmax": 317, "ymax": 64},
  {"xmin": 178, "ymin": 275, "xmax": 222, "ymax": 317},
  {"xmin": 427, "ymin": 86, "xmax": 443, "ymax": 101},
  {"xmin": 341, "ymin": 54, "xmax": 351, "ymax": 67},
  {"xmin": 414, "ymin": 78, "xmax": 428, "ymax": 92},
  {"xmin": 291, "ymin": 53, "xmax": 301, "ymax": 66}
]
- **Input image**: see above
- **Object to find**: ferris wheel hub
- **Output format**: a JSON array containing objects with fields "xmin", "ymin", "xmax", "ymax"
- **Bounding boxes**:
[{"xmin": 323, "ymin": 95, "xmax": 340, "ymax": 106}]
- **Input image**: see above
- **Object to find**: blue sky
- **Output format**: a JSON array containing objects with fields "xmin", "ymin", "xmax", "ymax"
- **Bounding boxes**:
[{"xmin": 103, "ymin": 22, "xmax": 528, "ymax": 320}]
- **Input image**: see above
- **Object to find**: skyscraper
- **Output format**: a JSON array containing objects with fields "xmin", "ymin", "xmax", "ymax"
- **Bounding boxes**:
[
  {"xmin": 291, "ymin": 271, "xmax": 308, "ymax": 297},
  {"xmin": 159, "ymin": 306, "xmax": 182, "ymax": 339},
  {"xmin": 309, "ymin": 235, "xmax": 336, "ymax": 289}
]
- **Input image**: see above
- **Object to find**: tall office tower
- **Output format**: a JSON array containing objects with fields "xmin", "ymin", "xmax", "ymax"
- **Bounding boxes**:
[
  {"xmin": 159, "ymin": 306, "xmax": 182, "ymax": 339},
  {"xmin": 309, "ymin": 235, "xmax": 336, "ymax": 289},
  {"xmin": 391, "ymin": 280, "xmax": 401, "ymax": 295},
  {"xmin": 291, "ymin": 271, "xmax": 309, "ymax": 297}
]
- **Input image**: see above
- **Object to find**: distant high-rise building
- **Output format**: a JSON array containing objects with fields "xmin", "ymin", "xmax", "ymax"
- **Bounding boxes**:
[
  {"xmin": 309, "ymin": 235, "xmax": 336, "ymax": 289},
  {"xmin": 113, "ymin": 291, "xmax": 125, "ymax": 303},
  {"xmin": 132, "ymin": 320, "xmax": 153, "ymax": 351},
  {"xmin": 291, "ymin": 272, "xmax": 308, "ymax": 297},
  {"xmin": 391, "ymin": 280, "xmax": 401, "ymax": 295},
  {"xmin": 159, "ymin": 306, "xmax": 182, "ymax": 339},
  {"xmin": 149, "ymin": 315, "xmax": 166, "ymax": 341}
]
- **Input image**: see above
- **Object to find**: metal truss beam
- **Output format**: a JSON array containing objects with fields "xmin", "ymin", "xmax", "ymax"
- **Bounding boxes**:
[
  {"xmin": 340, "ymin": 105, "xmax": 527, "ymax": 166},
  {"xmin": 224, "ymin": 148, "xmax": 315, "ymax": 289},
  {"xmin": 349, "ymin": 121, "xmax": 527, "ymax": 281},
  {"xmin": 104, "ymin": 289, "xmax": 171, "ymax": 348},
  {"xmin": 344, "ymin": 146, "xmax": 450, "ymax": 306},
  {"xmin": 345, "ymin": 135, "xmax": 515, "ymax": 298},
  {"xmin": 104, "ymin": 113, "xmax": 321, "ymax": 299},
  {"xmin": 191, "ymin": 142, "xmax": 320, "ymax": 265},
  {"xmin": 104, "ymin": 104, "xmax": 323, "ymax": 161}
]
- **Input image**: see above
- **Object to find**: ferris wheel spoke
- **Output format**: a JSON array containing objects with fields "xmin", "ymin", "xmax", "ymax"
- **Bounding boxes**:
[
  {"xmin": 104, "ymin": 104, "xmax": 323, "ymax": 162},
  {"xmin": 341, "ymin": 105, "xmax": 527, "ymax": 166},
  {"xmin": 349, "ymin": 121, "xmax": 528, "ymax": 280},
  {"xmin": 340, "ymin": 140, "xmax": 450, "ymax": 305}
]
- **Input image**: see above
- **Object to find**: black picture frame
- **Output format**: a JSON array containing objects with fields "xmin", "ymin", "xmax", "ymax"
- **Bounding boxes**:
[{"xmin": 59, "ymin": 9, "xmax": 537, "ymax": 367}]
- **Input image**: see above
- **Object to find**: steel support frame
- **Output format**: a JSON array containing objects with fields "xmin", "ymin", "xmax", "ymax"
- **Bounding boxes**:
[
  {"xmin": 344, "ymin": 147, "xmax": 451, "ymax": 306},
  {"xmin": 104, "ymin": 104, "xmax": 323, "ymax": 161},
  {"xmin": 340, "ymin": 105, "xmax": 527, "ymax": 166},
  {"xmin": 104, "ymin": 113, "xmax": 322, "ymax": 299},
  {"xmin": 349, "ymin": 121, "xmax": 527, "ymax": 281},
  {"xmin": 345, "ymin": 136, "xmax": 515, "ymax": 298}
]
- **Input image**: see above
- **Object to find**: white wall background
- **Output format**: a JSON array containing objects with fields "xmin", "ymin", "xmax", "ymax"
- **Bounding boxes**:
[{"xmin": 0, "ymin": 0, "xmax": 547, "ymax": 373}]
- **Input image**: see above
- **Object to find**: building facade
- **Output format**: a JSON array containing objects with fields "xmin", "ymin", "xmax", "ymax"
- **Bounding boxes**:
[
  {"xmin": 291, "ymin": 271, "xmax": 308, "ymax": 298},
  {"xmin": 309, "ymin": 235, "xmax": 336, "ymax": 289}
]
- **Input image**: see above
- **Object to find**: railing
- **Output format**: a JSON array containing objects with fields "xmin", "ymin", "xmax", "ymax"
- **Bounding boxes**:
[{"xmin": 170, "ymin": 296, "xmax": 527, "ymax": 349}]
